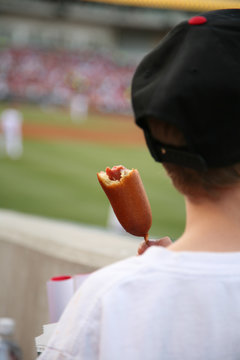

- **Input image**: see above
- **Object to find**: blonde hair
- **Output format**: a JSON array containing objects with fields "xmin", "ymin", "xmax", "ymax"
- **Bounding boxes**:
[{"xmin": 148, "ymin": 118, "xmax": 240, "ymax": 199}]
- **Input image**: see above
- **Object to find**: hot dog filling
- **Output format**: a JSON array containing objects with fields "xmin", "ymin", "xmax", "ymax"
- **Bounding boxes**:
[
  {"xmin": 98, "ymin": 165, "xmax": 132, "ymax": 185},
  {"xmin": 106, "ymin": 165, "xmax": 126, "ymax": 181}
]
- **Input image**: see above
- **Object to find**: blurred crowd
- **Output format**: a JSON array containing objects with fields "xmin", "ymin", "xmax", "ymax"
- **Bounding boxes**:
[{"xmin": 0, "ymin": 48, "xmax": 137, "ymax": 114}]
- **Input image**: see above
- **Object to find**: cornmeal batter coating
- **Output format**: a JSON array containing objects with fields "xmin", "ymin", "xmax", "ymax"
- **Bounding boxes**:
[{"xmin": 97, "ymin": 165, "xmax": 152, "ymax": 240}]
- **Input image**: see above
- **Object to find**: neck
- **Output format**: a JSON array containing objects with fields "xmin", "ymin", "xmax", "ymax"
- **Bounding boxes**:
[{"xmin": 168, "ymin": 186, "xmax": 240, "ymax": 252}]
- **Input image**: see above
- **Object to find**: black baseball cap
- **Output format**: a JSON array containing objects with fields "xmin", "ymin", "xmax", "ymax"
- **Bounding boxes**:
[{"xmin": 131, "ymin": 9, "xmax": 240, "ymax": 171}]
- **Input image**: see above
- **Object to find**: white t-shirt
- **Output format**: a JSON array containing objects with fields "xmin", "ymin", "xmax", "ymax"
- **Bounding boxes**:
[{"xmin": 39, "ymin": 247, "xmax": 240, "ymax": 360}]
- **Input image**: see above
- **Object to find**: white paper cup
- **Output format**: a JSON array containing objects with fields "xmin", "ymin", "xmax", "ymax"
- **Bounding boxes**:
[{"xmin": 47, "ymin": 275, "xmax": 74, "ymax": 323}]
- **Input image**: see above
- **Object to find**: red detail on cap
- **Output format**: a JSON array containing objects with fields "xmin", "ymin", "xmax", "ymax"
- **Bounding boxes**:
[
  {"xmin": 188, "ymin": 16, "xmax": 207, "ymax": 25},
  {"xmin": 51, "ymin": 275, "xmax": 72, "ymax": 281}
]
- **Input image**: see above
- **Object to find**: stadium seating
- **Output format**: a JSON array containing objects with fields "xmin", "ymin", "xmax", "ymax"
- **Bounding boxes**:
[{"xmin": 0, "ymin": 47, "xmax": 136, "ymax": 114}]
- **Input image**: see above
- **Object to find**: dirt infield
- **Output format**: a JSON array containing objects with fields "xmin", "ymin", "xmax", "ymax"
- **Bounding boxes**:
[{"xmin": 23, "ymin": 123, "xmax": 145, "ymax": 146}]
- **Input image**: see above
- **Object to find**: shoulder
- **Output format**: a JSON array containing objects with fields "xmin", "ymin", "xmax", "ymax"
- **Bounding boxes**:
[
  {"xmin": 41, "ymin": 255, "xmax": 149, "ymax": 357},
  {"xmin": 77, "ymin": 254, "xmax": 145, "ymax": 299},
  {"xmin": 61, "ymin": 251, "xmax": 158, "ymax": 320}
]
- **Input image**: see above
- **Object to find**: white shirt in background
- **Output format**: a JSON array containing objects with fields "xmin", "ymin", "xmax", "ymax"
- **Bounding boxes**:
[{"xmin": 1, "ymin": 108, "xmax": 23, "ymax": 158}]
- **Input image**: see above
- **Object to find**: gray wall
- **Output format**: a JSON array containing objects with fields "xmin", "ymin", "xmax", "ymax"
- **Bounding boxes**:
[{"xmin": 0, "ymin": 210, "xmax": 137, "ymax": 360}]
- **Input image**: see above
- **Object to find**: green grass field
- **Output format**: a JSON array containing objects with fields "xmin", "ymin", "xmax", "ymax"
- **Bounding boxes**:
[{"xmin": 0, "ymin": 104, "xmax": 185, "ymax": 240}]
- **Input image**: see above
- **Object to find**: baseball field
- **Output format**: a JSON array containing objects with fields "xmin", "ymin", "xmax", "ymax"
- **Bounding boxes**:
[{"xmin": 0, "ymin": 104, "xmax": 185, "ymax": 240}]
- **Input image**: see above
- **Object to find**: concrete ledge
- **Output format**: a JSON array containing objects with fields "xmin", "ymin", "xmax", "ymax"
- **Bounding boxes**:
[{"xmin": 0, "ymin": 209, "xmax": 138, "ymax": 267}]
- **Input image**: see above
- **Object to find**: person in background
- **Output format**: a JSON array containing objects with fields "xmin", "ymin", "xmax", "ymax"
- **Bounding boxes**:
[
  {"xmin": 70, "ymin": 94, "xmax": 89, "ymax": 123},
  {"xmin": 1, "ymin": 105, "xmax": 23, "ymax": 159},
  {"xmin": 39, "ymin": 9, "xmax": 240, "ymax": 360}
]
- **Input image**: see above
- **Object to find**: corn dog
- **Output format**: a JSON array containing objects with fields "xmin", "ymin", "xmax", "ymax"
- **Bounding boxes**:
[{"xmin": 97, "ymin": 165, "xmax": 152, "ymax": 242}]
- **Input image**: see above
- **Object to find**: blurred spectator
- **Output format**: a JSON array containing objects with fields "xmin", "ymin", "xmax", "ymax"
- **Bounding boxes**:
[{"xmin": 70, "ymin": 94, "xmax": 89, "ymax": 123}]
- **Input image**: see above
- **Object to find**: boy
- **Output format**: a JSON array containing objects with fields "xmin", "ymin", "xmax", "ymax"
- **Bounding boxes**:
[{"xmin": 39, "ymin": 9, "xmax": 240, "ymax": 359}]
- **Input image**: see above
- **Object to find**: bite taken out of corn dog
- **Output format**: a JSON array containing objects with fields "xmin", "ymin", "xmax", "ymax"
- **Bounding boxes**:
[{"xmin": 97, "ymin": 165, "xmax": 152, "ymax": 242}]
